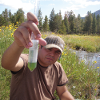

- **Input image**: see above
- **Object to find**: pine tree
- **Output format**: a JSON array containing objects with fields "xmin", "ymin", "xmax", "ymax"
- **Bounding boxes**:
[
  {"xmin": 83, "ymin": 11, "xmax": 93, "ymax": 34},
  {"xmin": 68, "ymin": 10, "xmax": 75, "ymax": 33},
  {"xmin": 16, "ymin": 8, "xmax": 24, "ymax": 24},
  {"xmin": 49, "ymin": 8, "xmax": 55, "ymax": 32},
  {"xmin": 64, "ymin": 12, "xmax": 69, "ymax": 34},
  {"xmin": 96, "ymin": 15, "xmax": 100, "ymax": 34},
  {"xmin": 43, "ymin": 15, "xmax": 49, "ymax": 32},
  {"xmin": 58, "ymin": 20, "xmax": 66, "ymax": 34},
  {"xmin": 75, "ymin": 14, "xmax": 82, "ymax": 33},
  {"xmin": 53, "ymin": 12, "xmax": 62, "ymax": 33},
  {"xmin": 0, "ymin": 14, "xmax": 5, "ymax": 26},
  {"xmin": 10, "ymin": 13, "xmax": 17, "ymax": 25},
  {"xmin": 37, "ymin": 9, "xmax": 43, "ymax": 31},
  {"xmin": 92, "ymin": 14, "xmax": 97, "ymax": 34},
  {"xmin": 9, "ymin": 10, "xmax": 12, "ymax": 22},
  {"xmin": 58, "ymin": 10, "xmax": 62, "ymax": 31},
  {"xmin": 2, "ymin": 9, "xmax": 9, "ymax": 26}
]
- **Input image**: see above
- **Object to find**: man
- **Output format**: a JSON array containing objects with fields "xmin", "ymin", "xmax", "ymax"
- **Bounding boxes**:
[{"xmin": 1, "ymin": 12, "xmax": 74, "ymax": 100}]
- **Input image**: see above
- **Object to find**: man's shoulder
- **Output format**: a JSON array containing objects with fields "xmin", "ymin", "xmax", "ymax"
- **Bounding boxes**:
[
  {"xmin": 53, "ymin": 61, "xmax": 62, "ymax": 69},
  {"xmin": 54, "ymin": 61, "xmax": 61, "ymax": 66}
]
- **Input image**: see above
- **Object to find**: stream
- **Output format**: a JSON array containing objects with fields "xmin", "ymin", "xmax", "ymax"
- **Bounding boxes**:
[{"xmin": 70, "ymin": 49, "xmax": 100, "ymax": 72}]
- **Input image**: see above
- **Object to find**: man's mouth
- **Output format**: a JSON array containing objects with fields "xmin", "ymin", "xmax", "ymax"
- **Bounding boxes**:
[{"xmin": 46, "ymin": 57, "xmax": 53, "ymax": 61}]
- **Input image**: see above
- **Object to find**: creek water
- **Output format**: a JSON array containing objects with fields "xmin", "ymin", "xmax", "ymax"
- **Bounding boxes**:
[{"xmin": 70, "ymin": 49, "xmax": 100, "ymax": 72}]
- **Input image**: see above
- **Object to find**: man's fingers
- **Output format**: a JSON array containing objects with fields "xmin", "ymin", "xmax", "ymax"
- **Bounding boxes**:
[
  {"xmin": 38, "ymin": 38, "xmax": 47, "ymax": 46},
  {"xmin": 16, "ymin": 26, "xmax": 31, "ymax": 46},
  {"xmin": 21, "ymin": 21, "xmax": 41, "ymax": 38},
  {"xmin": 27, "ymin": 12, "xmax": 47, "ymax": 46},
  {"xmin": 27, "ymin": 12, "xmax": 38, "ymax": 25},
  {"xmin": 14, "ymin": 31, "xmax": 27, "ymax": 48}
]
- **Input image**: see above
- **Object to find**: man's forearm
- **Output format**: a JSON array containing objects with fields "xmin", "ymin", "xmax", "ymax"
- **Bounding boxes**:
[
  {"xmin": 60, "ymin": 90, "xmax": 74, "ymax": 100},
  {"xmin": 1, "ymin": 41, "xmax": 24, "ymax": 70}
]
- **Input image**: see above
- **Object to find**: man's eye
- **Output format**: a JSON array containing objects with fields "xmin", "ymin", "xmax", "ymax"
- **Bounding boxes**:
[
  {"xmin": 55, "ymin": 51, "xmax": 61, "ymax": 54},
  {"xmin": 48, "ymin": 48, "xmax": 52, "ymax": 51},
  {"xmin": 45, "ymin": 48, "xmax": 52, "ymax": 52}
]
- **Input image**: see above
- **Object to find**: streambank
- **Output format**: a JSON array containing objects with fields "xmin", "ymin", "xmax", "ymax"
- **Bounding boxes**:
[
  {"xmin": 69, "ymin": 49, "xmax": 100, "ymax": 99},
  {"xmin": 69, "ymin": 49, "xmax": 100, "ymax": 71}
]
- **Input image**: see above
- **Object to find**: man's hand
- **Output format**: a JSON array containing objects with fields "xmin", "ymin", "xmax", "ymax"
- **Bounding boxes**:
[
  {"xmin": 14, "ymin": 12, "xmax": 46, "ymax": 49},
  {"xmin": 1, "ymin": 12, "xmax": 47, "ymax": 71}
]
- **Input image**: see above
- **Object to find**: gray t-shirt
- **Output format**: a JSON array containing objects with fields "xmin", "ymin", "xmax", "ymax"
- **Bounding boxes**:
[{"xmin": 10, "ymin": 54, "xmax": 68, "ymax": 100}]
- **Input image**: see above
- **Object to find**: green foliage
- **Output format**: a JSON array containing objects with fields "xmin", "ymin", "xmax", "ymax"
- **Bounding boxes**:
[
  {"xmin": 64, "ymin": 12, "xmax": 69, "ymax": 33},
  {"xmin": 68, "ymin": 11, "xmax": 76, "ymax": 33},
  {"xmin": 0, "ymin": 66, "xmax": 11, "ymax": 100},
  {"xmin": 0, "ymin": 14, "xmax": 5, "ymax": 26},
  {"xmin": 0, "ymin": 12, "xmax": 100, "ymax": 100},
  {"xmin": 75, "ymin": 14, "xmax": 82, "ymax": 33},
  {"xmin": 1, "ymin": 8, "xmax": 100, "ymax": 35},
  {"xmin": 37, "ymin": 8, "xmax": 43, "ymax": 31},
  {"xmin": 59, "ymin": 49, "xmax": 100, "ymax": 99},
  {"xmin": 58, "ymin": 21, "xmax": 66, "ymax": 34},
  {"xmin": 16, "ymin": 8, "xmax": 25, "ymax": 24},
  {"xmin": 43, "ymin": 15, "xmax": 49, "ymax": 32},
  {"xmin": 92, "ymin": 14, "xmax": 97, "ymax": 34},
  {"xmin": 0, "ymin": 8, "xmax": 25, "ymax": 26},
  {"xmin": 83, "ymin": 11, "xmax": 93, "ymax": 34},
  {"xmin": 49, "ymin": 8, "xmax": 55, "ymax": 32},
  {"xmin": 96, "ymin": 15, "xmax": 100, "ymax": 34},
  {"xmin": 64, "ymin": 35, "xmax": 100, "ymax": 52}
]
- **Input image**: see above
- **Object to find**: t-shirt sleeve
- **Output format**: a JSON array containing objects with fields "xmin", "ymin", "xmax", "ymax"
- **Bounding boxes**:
[
  {"xmin": 57, "ymin": 63, "xmax": 68, "ymax": 86},
  {"xmin": 20, "ymin": 54, "xmax": 28, "ymax": 66},
  {"xmin": 11, "ymin": 54, "xmax": 28, "ymax": 74}
]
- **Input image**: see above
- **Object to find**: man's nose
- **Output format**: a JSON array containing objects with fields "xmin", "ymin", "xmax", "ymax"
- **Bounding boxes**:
[{"xmin": 49, "ymin": 51, "xmax": 55, "ymax": 56}]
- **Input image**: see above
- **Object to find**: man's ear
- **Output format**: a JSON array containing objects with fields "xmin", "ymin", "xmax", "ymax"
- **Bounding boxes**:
[{"xmin": 58, "ymin": 54, "xmax": 62, "ymax": 60}]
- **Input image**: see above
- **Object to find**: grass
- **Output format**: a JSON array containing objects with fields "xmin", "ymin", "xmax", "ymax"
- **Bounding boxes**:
[
  {"xmin": 60, "ymin": 49, "xmax": 100, "ymax": 99},
  {"xmin": 0, "ymin": 25, "xmax": 100, "ymax": 100},
  {"xmin": 63, "ymin": 34, "xmax": 100, "ymax": 52}
]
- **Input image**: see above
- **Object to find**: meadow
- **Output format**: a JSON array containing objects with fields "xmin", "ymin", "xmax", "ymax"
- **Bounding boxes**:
[{"xmin": 0, "ymin": 24, "xmax": 100, "ymax": 100}]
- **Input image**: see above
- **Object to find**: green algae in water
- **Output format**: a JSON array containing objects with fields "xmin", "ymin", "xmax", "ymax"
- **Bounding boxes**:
[{"xmin": 28, "ymin": 62, "xmax": 37, "ymax": 71}]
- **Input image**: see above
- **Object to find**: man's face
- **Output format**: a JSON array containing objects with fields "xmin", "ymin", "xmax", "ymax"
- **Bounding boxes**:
[{"xmin": 38, "ymin": 46, "xmax": 61, "ymax": 67}]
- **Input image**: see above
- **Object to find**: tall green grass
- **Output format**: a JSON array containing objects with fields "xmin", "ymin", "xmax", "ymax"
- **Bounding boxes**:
[
  {"xmin": 0, "ymin": 26, "xmax": 100, "ymax": 99},
  {"xmin": 64, "ymin": 34, "xmax": 100, "ymax": 52},
  {"xmin": 0, "ymin": 25, "xmax": 15, "ymax": 100}
]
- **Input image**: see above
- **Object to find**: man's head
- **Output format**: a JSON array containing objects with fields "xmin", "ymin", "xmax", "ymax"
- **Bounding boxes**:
[
  {"xmin": 44, "ymin": 35, "xmax": 65, "ymax": 53},
  {"xmin": 38, "ymin": 35, "xmax": 65, "ymax": 67}
]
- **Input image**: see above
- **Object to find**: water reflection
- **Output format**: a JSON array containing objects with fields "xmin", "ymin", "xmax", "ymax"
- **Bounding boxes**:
[{"xmin": 71, "ymin": 49, "xmax": 100, "ymax": 71}]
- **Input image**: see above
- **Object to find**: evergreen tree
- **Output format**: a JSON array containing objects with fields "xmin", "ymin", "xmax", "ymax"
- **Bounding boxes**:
[
  {"xmin": 49, "ymin": 8, "xmax": 55, "ymax": 32},
  {"xmin": 9, "ymin": 10, "xmax": 12, "ymax": 22},
  {"xmin": 58, "ymin": 10, "xmax": 62, "ymax": 31},
  {"xmin": 64, "ymin": 12, "xmax": 69, "ymax": 34},
  {"xmin": 92, "ymin": 14, "xmax": 97, "ymax": 34},
  {"xmin": 43, "ymin": 15, "xmax": 49, "ymax": 32},
  {"xmin": 96, "ymin": 15, "xmax": 100, "ymax": 34},
  {"xmin": 0, "ymin": 14, "xmax": 5, "ymax": 26},
  {"xmin": 37, "ymin": 8, "xmax": 43, "ymax": 31},
  {"xmin": 53, "ymin": 12, "xmax": 62, "ymax": 33},
  {"xmin": 58, "ymin": 20, "xmax": 66, "ymax": 34},
  {"xmin": 75, "ymin": 14, "xmax": 82, "ymax": 33},
  {"xmin": 68, "ymin": 10, "xmax": 75, "ymax": 33},
  {"xmin": 83, "ymin": 11, "xmax": 93, "ymax": 34},
  {"xmin": 10, "ymin": 13, "xmax": 17, "ymax": 25},
  {"xmin": 53, "ymin": 14, "xmax": 58, "ymax": 32},
  {"xmin": 2, "ymin": 9, "xmax": 9, "ymax": 26},
  {"xmin": 16, "ymin": 8, "xmax": 24, "ymax": 24}
]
